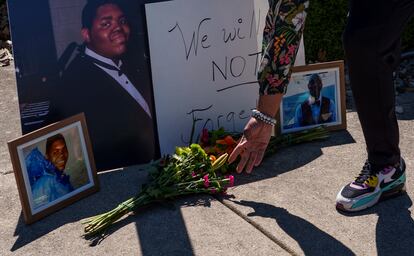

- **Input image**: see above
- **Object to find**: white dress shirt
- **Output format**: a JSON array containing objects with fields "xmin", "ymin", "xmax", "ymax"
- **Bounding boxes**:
[{"xmin": 84, "ymin": 47, "xmax": 152, "ymax": 118}]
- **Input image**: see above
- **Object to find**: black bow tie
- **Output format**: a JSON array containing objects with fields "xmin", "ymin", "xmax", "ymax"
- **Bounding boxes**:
[
  {"xmin": 84, "ymin": 55, "xmax": 125, "ymax": 76},
  {"xmin": 314, "ymin": 99, "xmax": 321, "ymax": 105}
]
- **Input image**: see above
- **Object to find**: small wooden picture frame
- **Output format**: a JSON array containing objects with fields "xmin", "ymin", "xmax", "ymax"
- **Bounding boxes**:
[
  {"xmin": 277, "ymin": 60, "xmax": 347, "ymax": 134},
  {"xmin": 8, "ymin": 113, "xmax": 99, "ymax": 224}
]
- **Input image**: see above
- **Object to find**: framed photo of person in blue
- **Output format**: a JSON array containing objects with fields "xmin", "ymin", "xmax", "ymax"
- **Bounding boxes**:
[
  {"xmin": 278, "ymin": 61, "xmax": 347, "ymax": 134},
  {"xmin": 8, "ymin": 113, "xmax": 98, "ymax": 224}
]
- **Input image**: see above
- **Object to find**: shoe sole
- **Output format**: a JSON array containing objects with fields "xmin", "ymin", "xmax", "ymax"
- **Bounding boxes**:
[
  {"xmin": 380, "ymin": 183, "xmax": 406, "ymax": 201},
  {"xmin": 336, "ymin": 180, "xmax": 406, "ymax": 212}
]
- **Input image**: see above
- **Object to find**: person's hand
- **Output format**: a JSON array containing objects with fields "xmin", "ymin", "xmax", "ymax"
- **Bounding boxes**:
[{"xmin": 228, "ymin": 117, "xmax": 273, "ymax": 173}]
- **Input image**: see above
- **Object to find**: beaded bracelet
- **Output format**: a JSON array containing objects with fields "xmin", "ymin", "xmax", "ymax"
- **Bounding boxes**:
[{"xmin": 251, "ymin": 109, "xmax": 277, "ymax": 126}]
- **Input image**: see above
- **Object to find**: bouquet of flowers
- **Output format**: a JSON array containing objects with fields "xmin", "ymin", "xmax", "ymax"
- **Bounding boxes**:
[
  {"xmin": 83, "ymin": 144, "xmax": 233, "ymax": 238},
  {"xmin": 83, "ymin": 126, "xmax": 329, "ymax": 239},
  {"xmin": 199, "ymin": 125, "xmax": 330, "ymax": 158}
]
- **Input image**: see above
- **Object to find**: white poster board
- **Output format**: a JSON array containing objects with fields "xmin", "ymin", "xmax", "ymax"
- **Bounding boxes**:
[{"xmin": 146, "ymin": 0, "xmax": 305, "ymax": 154}]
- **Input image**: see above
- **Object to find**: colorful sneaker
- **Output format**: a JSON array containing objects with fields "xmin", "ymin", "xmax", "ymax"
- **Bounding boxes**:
[{"xmin": 336, "ymin": 158, "xmax": 406, "ymax": 212}]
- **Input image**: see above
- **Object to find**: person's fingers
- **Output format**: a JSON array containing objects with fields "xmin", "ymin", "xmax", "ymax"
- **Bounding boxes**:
[
  {"xmin": 229, "ymin": 138, "xmax": 247, "ymax": 163},
  {"xmin": 245, "ymin": 151, "xmax": 258, "ymax": 174},
  {"xmin": 254, "ymin": 147, "xmax": 266, "ymax": 167},
  {"xmin": 229, "ymin": 146, "xmax": 242, "ymax": 164},
  {"xmin": 236, "ymin": 150, "xmax": 250, "ymax": 173}
]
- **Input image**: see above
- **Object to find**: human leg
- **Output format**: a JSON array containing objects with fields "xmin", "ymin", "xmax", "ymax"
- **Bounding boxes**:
[
  {"xmin": 344, "ymin": 0, "xmax": 414, "ymax": 167},
  {"xmin": 336, "ymin": 0, "xmax": 414, "ymax": 212}
]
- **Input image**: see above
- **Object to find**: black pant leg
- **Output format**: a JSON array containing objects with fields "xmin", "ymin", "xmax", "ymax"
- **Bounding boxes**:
[{"xmin": 343, "ymin": 0, "xmax": 414, "ymax": 167}]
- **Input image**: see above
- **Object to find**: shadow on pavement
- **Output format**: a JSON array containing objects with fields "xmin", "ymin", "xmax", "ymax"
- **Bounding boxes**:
[
  {"xmin": 235, "ymin": 129, "xmax": 356, "ymax": 186},
  {"xmin": 134, "ymin": 196, "xmax": 214, "ymax": 256},
  {"xmin": 233, "ymin": 200, "xmax": 355, "ymax": 256},
  {"xmin": 10, "ymin": 166, "xmax": 205, "ymax": 256},
  {"xmin": 8, "ymin": 130, "xmax": 355, "ymax": 254},
  {"xmin": 86, "ymin": 197, "xmax": 213, "ymax": 255},
  {"xmin": 337, "ymin": 193, "xmax": 414, "ymax": 256}
]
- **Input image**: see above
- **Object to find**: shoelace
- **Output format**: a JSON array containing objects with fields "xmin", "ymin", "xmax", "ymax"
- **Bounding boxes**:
[{"xmin": 354, "ymin": 160, "xmax": 376, "ymax": 185}]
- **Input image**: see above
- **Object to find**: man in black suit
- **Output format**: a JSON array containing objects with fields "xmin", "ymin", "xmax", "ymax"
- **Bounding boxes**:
[
  {"xmin": 294, "ymin": 73, "xmax": 336, "ymax": 127},
  {"xmin": 55, "ymin": 0, "xmax": 157, "ymax": 171}
]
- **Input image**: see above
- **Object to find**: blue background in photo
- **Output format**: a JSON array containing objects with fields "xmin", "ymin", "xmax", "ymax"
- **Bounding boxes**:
[{"xmin": 282, "ymin": 85, "xmax": 336, "ymax": 129}]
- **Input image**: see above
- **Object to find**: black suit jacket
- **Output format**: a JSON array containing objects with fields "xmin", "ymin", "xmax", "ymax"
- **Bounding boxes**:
[
  {"xmin": 300, "ymin": 96, "xmax": 332, "ymax": 126},
  {"xmin": 53, "ymin": 52, "xmax": 157, "ymax": 171}
]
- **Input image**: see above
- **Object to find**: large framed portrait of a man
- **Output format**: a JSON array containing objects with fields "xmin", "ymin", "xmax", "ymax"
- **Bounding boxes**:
[{"xmin": 7, "ymin": 0, "xmax": 168, "ymax": 171}]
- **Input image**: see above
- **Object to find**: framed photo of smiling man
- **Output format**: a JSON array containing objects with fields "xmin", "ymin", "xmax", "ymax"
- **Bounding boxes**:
[
  {"xmin": 8, "ymin": 113, "xmax": 98, "ymax": 224},
  {"xmin": 278, "ymin": 61, "xmax": 347, "ymax": 134},
  {"xmin": 7, "ymin": 0, "xmax": 165, "ymax": 171}
]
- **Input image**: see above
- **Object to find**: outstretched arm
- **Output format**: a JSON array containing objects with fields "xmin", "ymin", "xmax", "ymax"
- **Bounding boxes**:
[{"xmin": 229, "ymin": 0, "xmax": 309, "ymax": 173}]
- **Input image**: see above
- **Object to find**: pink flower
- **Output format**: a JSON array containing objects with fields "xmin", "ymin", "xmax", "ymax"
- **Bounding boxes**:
[
  {"xmin": 191, "ymin": 172, "xmax": 197, "ymax": 178},
  {"xmin": 226, "ymin": 175, "xmax": 235, "ymax": 187},
  {"xmin": 203, "ymin": 174, "xmax": 210, "ymax": 188},
  {"xmin": 228, "ymin": 175, "xmax": 234, "ymax": 187}
]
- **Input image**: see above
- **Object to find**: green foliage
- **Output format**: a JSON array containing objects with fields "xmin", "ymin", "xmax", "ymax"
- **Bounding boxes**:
[
  {"xmin": 0, "ymin": 0, "xmax": 10, "ymax": 41},
  {"xmin": 303, "ymin": 0, "xmax": 348, "ymax": 62},
  {"xmin": 304, "ymin": 1, "xmax": 414, "ymax": 62}
]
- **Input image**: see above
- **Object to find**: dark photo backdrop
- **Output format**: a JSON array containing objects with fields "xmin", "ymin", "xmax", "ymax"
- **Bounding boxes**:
[{"xmin": 7, "ymin": 0, "xmax": 169, "ymax": 170}]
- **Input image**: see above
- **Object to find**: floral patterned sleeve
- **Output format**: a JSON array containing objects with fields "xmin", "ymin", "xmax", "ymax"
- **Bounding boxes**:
[{"xmin": 258, "ymin": 0, "xmax": 309, "ymax": 95}]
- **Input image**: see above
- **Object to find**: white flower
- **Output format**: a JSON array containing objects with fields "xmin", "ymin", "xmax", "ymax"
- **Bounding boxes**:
[{"xmin": 292, "ymin": 11, "xmax": 306, "ymax": 32}]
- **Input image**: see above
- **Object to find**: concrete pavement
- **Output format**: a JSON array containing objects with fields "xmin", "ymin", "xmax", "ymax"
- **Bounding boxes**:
[{"xmin": 1, "ymin": 62, "xmax": 413, "ymax": 255}]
